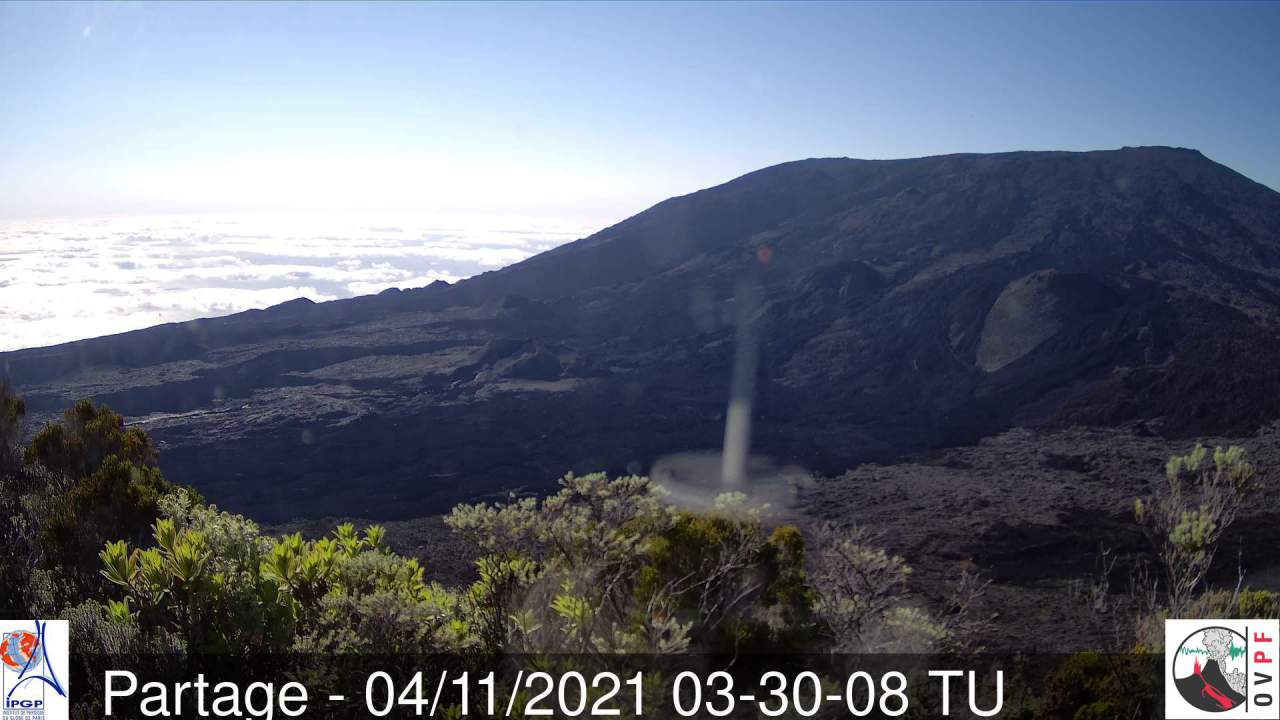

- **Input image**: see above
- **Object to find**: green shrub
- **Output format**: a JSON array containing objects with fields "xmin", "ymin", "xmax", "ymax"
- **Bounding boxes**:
[
  {"xmin": 641, "ymin": 505, "xmax": 817, "ymax": 651},
  {"xmin": 1037, "ymin": 651, "xmax": 1156, "ymax": 720},
  {"xmin": 809, "ymin": 522, "xmax": 918, "ymax": 651},
  {"xmin": 1134, "ymin": 444, "xmax": 1257, "ymax": 616},
  {"xmin": 18, "ymin": 400, "xmax": 177, "ymax": 597},
  {"xmin": 449, "ymin": 473, "xmax": 822, "ymax": 653},
  {"xmin": 449, "ymin": 472, "xmax": 686, "ymax": 653},
  {"xmin": 26, "ymin": 399, "xmax": 158, "ymax": 476},
  {"xmin": 1188, "ymin": 587, "xmax": 1279, "ymax": 620},
  {"xmin": 100, "ymin": 493, "xmax": 472, "ymax": 654}
]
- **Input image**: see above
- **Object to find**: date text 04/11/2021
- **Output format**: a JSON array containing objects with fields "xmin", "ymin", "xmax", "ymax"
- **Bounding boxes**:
[{"xmin": 101, "ymin": 668, "xmax": 1004, "ymax": 718}]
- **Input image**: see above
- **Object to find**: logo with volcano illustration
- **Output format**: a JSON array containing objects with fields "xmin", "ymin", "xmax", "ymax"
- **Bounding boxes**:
[
  {"xmin": 1166, "ymin": 619, "xmax": 1279, "ymax": 720},
  {"xmin": 1173, "ymin": 627, "xmax": 1249, "ymax": 712}
]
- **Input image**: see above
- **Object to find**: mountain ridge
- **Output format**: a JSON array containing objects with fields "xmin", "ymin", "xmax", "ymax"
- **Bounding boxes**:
[
  {"xmin": 0, "ymin": 145, "xmax": 1261, "ymax": 357},
  {"xmin": 4, "ymin": 146, "xmax": 1280, "ymax": 521}
]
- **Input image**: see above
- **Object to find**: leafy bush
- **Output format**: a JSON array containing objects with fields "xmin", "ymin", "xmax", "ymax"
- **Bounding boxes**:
[
  {"xmin": 83, "ymin": 468, "xmax": 960, "ymax": 657},
  {"xmin": 809, "ymin": 523, "xmax": 914, "ymax": 650},
  {"xmin": 1056, "ymin": 446, "xmax": 1272, "ymax": 719},
  {"xmin": 1134, "ymin": 444, "xmax": 1257, "ymax": 616},
  {"xmin": 99, "ymin": 491, "xmax": 472, "ymax": 654},
  {"xmin": 447, "ymin": 474, "xmax": 817, "ymax": 653}
]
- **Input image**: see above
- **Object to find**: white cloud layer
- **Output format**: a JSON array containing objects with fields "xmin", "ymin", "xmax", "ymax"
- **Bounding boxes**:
[{"xmin": 0, "ymin": 213, "xmax": 593, "ymax": 352}]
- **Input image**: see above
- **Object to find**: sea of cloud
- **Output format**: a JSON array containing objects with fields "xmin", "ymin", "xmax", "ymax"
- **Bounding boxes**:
[{"xmin": 0, "ymin": 213, "xmax": 596, "ymax": 352}]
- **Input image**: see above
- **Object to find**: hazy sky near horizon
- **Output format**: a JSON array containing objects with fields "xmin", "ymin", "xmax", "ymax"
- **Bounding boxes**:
[
  {"xmin": 0, "ymin": 212, "xmax": 591, "ymax": 350},
  {"xmin": 2, "ymin": 1, "xmax": 1278, "ymax": 222}
]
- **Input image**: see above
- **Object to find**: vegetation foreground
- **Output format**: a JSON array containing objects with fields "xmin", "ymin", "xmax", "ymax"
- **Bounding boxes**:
[{"xmin": 1, "ymin": 385, "xmax": 1276, "ymax": 717}]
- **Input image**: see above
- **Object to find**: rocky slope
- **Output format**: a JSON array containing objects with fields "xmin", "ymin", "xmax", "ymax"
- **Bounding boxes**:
[{"xmin": 4, "ymin": 146, "xmax": 1280, "ymax": 523}]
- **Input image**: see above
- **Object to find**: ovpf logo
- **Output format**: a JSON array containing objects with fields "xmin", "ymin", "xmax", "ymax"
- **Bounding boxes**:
[
  {"xmin": 1167, "ymin": 619, "xmax": 1279, "ymax": 719},
  {"xmin": 0, "ymin": 620, "xmax": 68, "ymax": 720}
]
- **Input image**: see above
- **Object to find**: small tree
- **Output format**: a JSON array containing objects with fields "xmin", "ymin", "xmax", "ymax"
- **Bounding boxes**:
[
  {"xmin": 1134, "ymin": 445, "xmax": 1259, "ymax": 617},
  {"xmin": 26, "ymin": 399, "xmax": 158, "ymax": 477},
  {"xmin": 24, "ymin": 400, "xmax": 174, "ymax": 591}
]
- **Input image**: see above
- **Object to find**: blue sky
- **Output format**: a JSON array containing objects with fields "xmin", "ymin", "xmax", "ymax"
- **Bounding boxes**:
[{"xmin": 1, "ymin": 1, "xmax": 1277, "ymax": 221}]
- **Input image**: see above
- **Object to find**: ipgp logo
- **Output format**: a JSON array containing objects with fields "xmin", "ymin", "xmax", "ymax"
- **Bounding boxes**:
[
  {"xmin": 0, "ymin": 620, "xmax": 67, "ymax": 720},
  {"xmin": 1167, "ymin": 619, "xmax": 1279, "ymax": 719}
]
